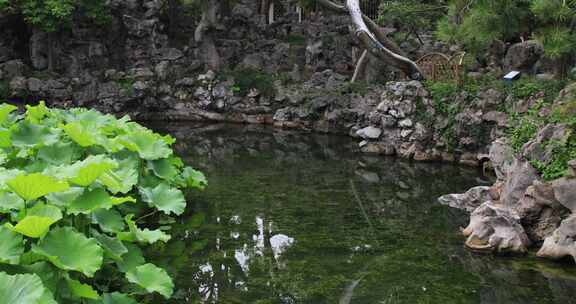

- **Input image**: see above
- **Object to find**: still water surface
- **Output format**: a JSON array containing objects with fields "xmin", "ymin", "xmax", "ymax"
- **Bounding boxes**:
[{"xmin": 146, "ymin": 123, "xmax": 576, "ymax": 304}]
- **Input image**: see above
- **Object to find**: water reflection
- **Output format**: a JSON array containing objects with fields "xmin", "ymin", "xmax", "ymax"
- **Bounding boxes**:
[{"xmin": 144, "ymin": 123, "xmax": 576, "ymax": 304}]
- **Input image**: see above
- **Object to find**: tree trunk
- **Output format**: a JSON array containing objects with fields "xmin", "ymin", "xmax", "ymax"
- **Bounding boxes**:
[{"xmin": 195, "ymin": 0, "xmax": 221, "ymax": 71}]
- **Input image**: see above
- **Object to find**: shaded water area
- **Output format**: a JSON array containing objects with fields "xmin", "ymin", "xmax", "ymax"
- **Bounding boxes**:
[{"xmin": 145, "ymin": 123, "xmax": 576, "ymax": 304}]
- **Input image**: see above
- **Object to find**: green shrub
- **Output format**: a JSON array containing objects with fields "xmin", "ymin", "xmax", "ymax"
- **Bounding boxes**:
[
  {"xmin": 0, "ymin": 102, "xmax": 206, "ymax": 302},
  {"xmin": 232, "ymin": 68, "xmax": 276, "ymax": 97}
]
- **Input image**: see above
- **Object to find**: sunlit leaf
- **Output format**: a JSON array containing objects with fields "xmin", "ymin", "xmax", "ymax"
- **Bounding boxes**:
[
  {"xmin": 0, "ymin": 272, "xmax": 47, "ymax": 304},
  {"xmin": 126, "ymin": 263, "xmax": 174, "ymax": 299},
  {"xmin": 7, "ymin": 173, "xmax": 69, "ymax": 201},
  {"xmin": 62, "ymin": 122, "xmax": 96, "ymax": 147},
  {"xmin": 0, "ymin": 104, "xmax": 17, "ymax": 125},
  {"xmin": 117, "ymin": 130, "xmax": 172, "ymax": 160},
  {"xmin": 139, "ymin": 183, "xmax": 186, "ymax": 215},
  {"xmin": 26, "ymin": 101, "xmax": 50, "ymax": 123},
  {"xmin": 0, "ymin": 128, "xmax": 11, "ymax": 148},
  {"xmin": 32, "ymin": 227, "xmax": 103, "ymax": 277},
  {"xmin": 10, "ymin": 204, "xmax": 62, "ymax": 238}
]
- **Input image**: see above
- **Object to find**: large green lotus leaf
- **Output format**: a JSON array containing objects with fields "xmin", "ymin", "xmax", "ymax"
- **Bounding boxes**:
[
  {"xmin": 0, "ymin": 104, "xmax": 17, "ymax": 125},
  {"xmin": 148, "ymin": 158, "xmax": 179, "ymax": 181},
  {"xmin": 38, "ymin": 288, "xmax": 58, "ymax": 304},
  {"xmin": 0, "ymin": 191, "xmax": 24, "ymax": 212},
  {"xmin": 9, "ymin": 217, "xmax": 55, "ymax": 238},
  {"xmin": 28, "ymin": 203, "xmax": 63, "ymax": 221},
  {"xmin": 51, "ymin": 155, "xmax": 118, "ymax": 187},
  {"xmin": 26, "ymin": 101, "xmax": 50, "ymax": 123},
  {"xmin": 181, "ymin": 167, "xmax": 207, "ymax": 190},
  {"xmin": 91, "ymin": 230, "xmax": 127, "ymax": 261},
  {"xmin": 23, "ymin": 262, "xmax": 60, "ymax": 292},
  {"xmin": 45, "ymin": 187, "xmax": 84, "ymax": 208},
  {"xmin": 91, "ymin": 209, "xmax": 125, "ymax": 233},
  {"xmin": 68, "ymin": 188, "xmax": 134, "ymax": 215},
  {"xmin": 0, "ymin": 128, "xmax": 11, "ymax": 148},
  {"xmin": 0, "ymin": 272, "xmax": 46, "ymax": 304},
  {"xmin": 10, "ymin": 202, "xmax": 63, "ymax": 238},
  {"xmin": 116, "ymin": 243, "xmax": 145, "ymax": 273},
  {"xmin": 37, "ymin": 142, "xmax": 81, "ymax": 165},
  {"xmin": 0, "ymin": 168, "xmax": 24, "ymax": 191},
  {"xmin": 62, "ymin": 122, "xmax": 96, "ymax": 147},
  {"xmin": 139, "ymin": 183, "xmax": 186, "ymax": 216},
  {"xmin": 32, "ymin": 227, "xmax": 103, "ymax": 277},
  {"xmin": 99, "ymin": 152, "xmax": 140, "ymax": 194},
  {"xmin": 117, "ymin": 130, "xmax": 172, "ymax": 160},
  {"xmin": 125, "ymin": 263, "xmax": 174, "ymax": 299},
  {"xmin": 69, "ymin": 156, "xmax": 117, "ymax": 187},
  {"xmin": 7, "ymin": 173, "xmax": 70, "ymax": 201},
  {"xmin": 11, "ymin": 121, "xmax": 59, "ymax": 148},
  {"xmin": 88, "ymin": 292, "xmax": 138, "ymax": 304},
  {"xmin": 118, "ymin": 215, "xmax": 171, "ymax": 244},
  {"xmin": 68, "ymin": 188, "xmax": 112, "ymax": 215},
  {"xmin": 98, "ymin": 168, "xmax": 138, "ymax": 194},
  {"xmin": 67, "ymin": 278, "xmax": 100, "ymax": 300},
  {"xmin": 0, "ymin": 226, "xmax": 24, "ymax": 264}
]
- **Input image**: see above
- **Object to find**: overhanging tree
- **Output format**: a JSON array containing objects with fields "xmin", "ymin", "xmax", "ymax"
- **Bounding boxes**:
[{"xmin": 318, "ymin": 0, "xmax": 424, "ymax": 81}]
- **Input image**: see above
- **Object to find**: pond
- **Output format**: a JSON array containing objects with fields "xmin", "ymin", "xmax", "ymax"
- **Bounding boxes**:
[{"xmin": 145, "ymin": 123, "xmax": 576, "ymax": 304}]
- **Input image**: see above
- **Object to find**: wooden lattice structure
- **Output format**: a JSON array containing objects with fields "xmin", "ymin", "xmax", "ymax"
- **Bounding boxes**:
[{"xmin": 416, "ymin": 52, "xmax": 466, "ymax": 84}]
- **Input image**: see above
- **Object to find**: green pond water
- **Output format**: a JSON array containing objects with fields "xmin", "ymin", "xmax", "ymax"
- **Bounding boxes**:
[{"xmin": 145, "ymin": 123, "xmax": 576, "ymax": 304}]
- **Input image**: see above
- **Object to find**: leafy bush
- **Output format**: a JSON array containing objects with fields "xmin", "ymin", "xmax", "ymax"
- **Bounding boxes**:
[
  {"xmin": 0, "ymin": 102, "xmax": 206, "ymax": 303},
  {"xmin": 231, "ymin": 68, "xmax": 276, "ymax": 97}
]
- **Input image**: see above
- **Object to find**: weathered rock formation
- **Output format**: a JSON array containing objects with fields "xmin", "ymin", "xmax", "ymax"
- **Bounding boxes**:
[{"xmin": 440, "ymin": 86, "xmax": 576, "ymax": 259}]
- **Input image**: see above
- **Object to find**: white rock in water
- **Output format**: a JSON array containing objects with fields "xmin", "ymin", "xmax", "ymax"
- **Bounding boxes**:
[{"xmin": 356, "ymin": 126, "xmax": 382, "ymax": 139}]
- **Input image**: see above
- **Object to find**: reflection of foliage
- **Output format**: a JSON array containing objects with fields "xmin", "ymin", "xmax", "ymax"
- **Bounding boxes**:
[{"xmin": 145, "ymin": 131, "xmax": 495, "ymax": 303}]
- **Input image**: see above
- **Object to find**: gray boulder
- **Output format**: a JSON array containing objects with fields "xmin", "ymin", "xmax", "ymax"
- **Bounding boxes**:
[
  {"xmin": 552, "ymin": 177, "xmax": 576, "ymax": 213},
  {"xmin": 501, "ymin": 158, "xmax": 539, "ymax": 207},
  {"xmin": 356, "ymin": 126, "xmax": 382, "ymax": 140},
  {"xmin": 463, "ymin": 201, "xmax": 531, "ymax": 253},
  {"xmin": 537, "ymin": 215, "xmax": 576, "ymax": 262},
  {"xmin": 438, "ymin": 186, "xmax": 492, "ymax": 213},
  {"xmin": 503, "ymin": 40, "xmax": 543, "ymax": 73}
]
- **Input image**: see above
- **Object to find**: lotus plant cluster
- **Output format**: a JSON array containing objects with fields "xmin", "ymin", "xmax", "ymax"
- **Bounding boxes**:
[{"xmin": 0, "ymin": 102, "xmax": 206, "ymax": 303}]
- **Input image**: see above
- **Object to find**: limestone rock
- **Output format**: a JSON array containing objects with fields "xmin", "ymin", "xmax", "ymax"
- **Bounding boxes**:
[
  {"xmin": 438, "ymin": 186, "xmax": 492, "ymax": 212},
  {"xmin": 489, "ymin": 139, "xmax": 514, "ymax": 181},
  {"xmin": 552, "ymin": 177, "xmax": 576, "ymax": 213},
  {"xmin": 503, "ymin": 41, "xmax": 544, "ymax": 72},
  {"xmin": 500, "ymin": 158, "xmax": 539, "ymax": 207},
  {"xmin": 463, "ymin": 201, "xmax": 531, "ymax": 253},
  {"xmin": 537, "ymin": 215, "xmax": 576, "ymax": 262},
  {"xmin": 356, "ymin": 126, "xmax": 382, "ymax": 140}
]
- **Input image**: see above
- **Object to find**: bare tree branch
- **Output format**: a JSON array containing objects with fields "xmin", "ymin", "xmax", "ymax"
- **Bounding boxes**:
[{"xmin": 317, "ymin": 0, "xmax": 424, "ymax": 80}]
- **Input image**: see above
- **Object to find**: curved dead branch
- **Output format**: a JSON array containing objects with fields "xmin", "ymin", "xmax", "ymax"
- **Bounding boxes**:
[{"xmin": 318, "ymin": 0, "xmax": 424, "ymax": 80}]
